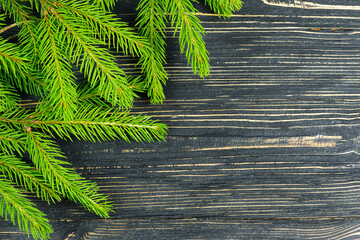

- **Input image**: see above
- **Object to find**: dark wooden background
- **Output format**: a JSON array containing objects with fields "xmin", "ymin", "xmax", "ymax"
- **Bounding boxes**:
[{"xmin": 3, "ymin": 0, "xmax": 360, "ymax": 239}]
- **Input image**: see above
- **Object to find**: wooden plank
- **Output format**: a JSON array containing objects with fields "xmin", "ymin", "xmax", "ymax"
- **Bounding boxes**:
[
  {"xmin": 262, "ymin": 0, "xmax": 360, "ymax": 10},
  {"xmin": 2, "ymin": 219, "xmax": 360, "ymax": 240},
  {"xmin": 35, "ymin": 136, "xmax": 358, "ymax": 221},
  {"xmin": 3, "ymin": 0, "xmax": 360, "ymax": 239}
]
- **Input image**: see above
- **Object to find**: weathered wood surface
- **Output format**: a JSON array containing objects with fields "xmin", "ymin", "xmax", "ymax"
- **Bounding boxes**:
[{"xmin": 3, "ymin": 0, "xmax": 360, "ymax": 239}]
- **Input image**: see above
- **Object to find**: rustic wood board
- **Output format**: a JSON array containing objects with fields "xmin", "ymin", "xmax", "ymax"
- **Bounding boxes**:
[{"xmin": 3, "ymin": 0, "xmax": 360, "ymax": 239}]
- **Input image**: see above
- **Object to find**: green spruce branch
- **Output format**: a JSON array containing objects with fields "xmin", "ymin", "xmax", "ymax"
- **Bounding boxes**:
[
  {"xmin": 0, "ymin": 0, "xmax": 242, "ymax": 239},
  {"xmin": 0, "ymin": 176, "xmax": 52, "ymax": 239},
  {"xmin": 136, "ymin": 0, "xmax": 168, "ymax": 104}
]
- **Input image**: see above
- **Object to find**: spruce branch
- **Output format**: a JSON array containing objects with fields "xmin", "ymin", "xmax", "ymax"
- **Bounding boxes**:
[
  {"xmin": 25, "ymin": 130, "xmax": 113, "ymax": 218},
  {"xmin": 0, "ymin": 36, "xmax": 35, "ymax": 93},
  {"xmin": 204, "ymin": 0, "xmax": 243, "ymax": 18},
  {"xmin": 0, "ymin": 154, "xmax": 62, "ymax": 203},
  {"xmin": 1, "ymin": 0, "xmax": 40, "ymax": 59},
  {"xmin": 0, "ymin": 125, "xmax": 24, "ymax": 156},
  {"xmin": 0, "ymin": 106, "xmax": 168, "ymax": 143},
  {"xmin": 1, "ymin": 0, "xmax": 31, "ymax": 23},
  {"xmin": 0, "ymin": 38, "xmax": 26, "ymax": 76},
  {"xmin": 88, "ymin": 0, "xmax": 116, "ymax": 11},
  {"xmin": 136, "ymin": 0, "xmax": 168, "ymax": 104},
  {"xmin": 36, "ymin": 14, "xmax": 78, "ymax": 120},
  {"xmin": 56, "ymin": 1, "xmax": 149, "ymax": 56},
  {"xmin": 0, "ymin": 176, "xmax": 52, "ymax": 240},
  {"xmin": 44, "ymin": 106, "xmax": 168, "ymax": 142},
  {"xmin": 76, "ymin": 84, "xmax": 114, "ymax": 108},
  {"xmin": 52, "ymin": 9, "xmax": 136, "ymax": 107},
  {"xmin": 167, "ymin": 0, "xmax": 210, "ymax": 77},
  {"xmin": 0, "ymin": 80, "xmax": 19, "ymax": 111}
]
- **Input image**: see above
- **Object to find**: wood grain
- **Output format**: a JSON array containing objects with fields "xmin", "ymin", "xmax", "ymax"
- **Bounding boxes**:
[{"xmin": 3, "ymin": 0, "xmax": 360, "ymax": 239}]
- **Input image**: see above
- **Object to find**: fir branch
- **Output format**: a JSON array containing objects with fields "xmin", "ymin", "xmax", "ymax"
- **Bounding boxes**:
[
  {"xmin": 0, "ymin": 80, "xmax": 19, "ymax": 111},
  {"xmin": 36, "ymin": 13, "xmax": 78, "ymax": 120},
  {"xmin": 77, "ymin": 84, "xmax": 112, "ymax": 109},
  {"xmin": 18, "ymin": 17, "xmax": 39, "ymax": 60},
  {"xmin": 0, "ymin": 36, "xmax": 29, "ymax": 84},
  {"xmin": 0, "ymin": 124, "xmax": 24, "ymax": 156},
  {"xmin": 167, "ymin": 0, "xmax": 210, "ymax": 77},
  {"xmin": 0, "ymin": 35, "xmax": 43, "ymax": 95},
  {"xmin": 0, "ymin": 0, "xmax": 31, "ymax": 22},
  {"xmin": 56, "ymin": 1, "xmax": 149, "ymax": 56},
  {"xmin": 43, "ymin": 106, "xmax": 168, "ymax": 142},
  {"xmin": 0, "ymin": 154, "xmax": 62, "ymax": 203},
  {"xmin": 76, "ymin": 78, "xmax": 146, "ymax": 109},
  {"xmin": 27, "ymin": 0, "xmax": 45, "ymax": 14},
  {"xmin": 0, "ymin": 176, "xmax": 52, "ymax": 240},
  {"xmin": 136, "ymin": 0, "xmax": 168, "ymax": 104},
  {"xmin": 0, "ymin": 16, "xmax": 46, "ymax": 96},
  {"xmin": 25, "ymin": 130, "xmax": 113, "ymax": 218},
  {"xmin": 1, "ymin": 0, "xmax": 39, "ymax": 56},
  {"xmin": 204, "ymin": 0, "xmax": 243, "ymax": 18},
  {"xmin": 87, "ymin": 0, "xmax": 116, "ymax": 11},
  {"xmin": 0, "ymin": 107, "xmax": 168, "ymax": 143},
  {"xmin": 51, "ymin": 8, "xmax": 136, "ymax": 108}
]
